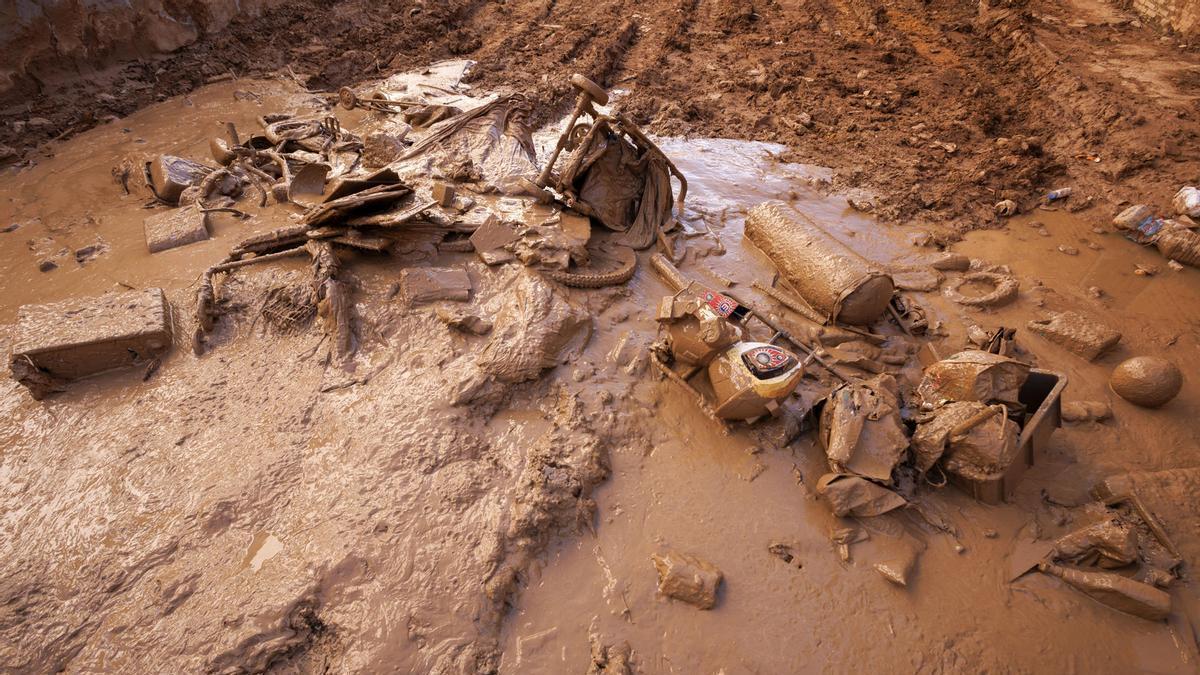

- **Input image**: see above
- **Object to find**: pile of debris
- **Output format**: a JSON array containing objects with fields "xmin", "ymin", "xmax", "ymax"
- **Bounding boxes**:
[
  {"xmin": 1113, "ymin": 186, "xmax": 1200, "ymax": 268},
  {"xmin": 9, "ymin": 72, "xmax": 685, "ymax": 396}
]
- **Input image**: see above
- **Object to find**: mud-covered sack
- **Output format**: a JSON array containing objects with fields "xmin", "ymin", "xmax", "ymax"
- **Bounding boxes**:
[
  {"xmin": 944, "ymin": 409, "xmax": 1019, "ymax": 482},
  {"xmin": 393, "ymin": 95, "xmax": 538, "ymax": 193},
  {"xmin": 913, "ymin": 402, "xmax": 1020, "ymax": 481},
  {"xmin": 819, "ymin": 374, "xmax": 908, "ymax": 483},
  {"xmin": 1153, "ymin": 219, "xmax": 1200, "ymax": 267},
  {"xmin": 916, "ymin": 350, "xmax": 1029, "ymax": 407},
  {"xmin": 557, "ymin": 125, "xmax": 673, "ymax": 250}
]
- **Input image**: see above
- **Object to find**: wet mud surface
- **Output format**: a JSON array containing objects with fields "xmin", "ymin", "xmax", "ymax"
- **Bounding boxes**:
[{"xmin": 2, "ymin": 22, "xmax": 1200, "ymax": 675}]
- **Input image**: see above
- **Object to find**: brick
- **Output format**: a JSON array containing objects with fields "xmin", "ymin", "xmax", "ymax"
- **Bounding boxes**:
[{"xmin": 10, "ymin": 288, "xmax": 173, "ymax": 383}]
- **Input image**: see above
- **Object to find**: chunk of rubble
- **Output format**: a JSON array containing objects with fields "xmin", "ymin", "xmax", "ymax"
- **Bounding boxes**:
[
  {"xmin": 929, "ymin": 252, "xmax": 971, "ymax": 271},
  {"xmin": 874, "ymin": 547, "xmax": 919, "ymax": 587},
  {"xmin": 148, "ymin": 155, "xmax": 213, "ymax": 204},
  {"xmin": 1026, "ymin": 311, "xmax": 1121, "ymax": 361},
  {"xmin": 144, "ymin": 206, "xmax": 209, "ymax": 253},
  {"xmin": 362, "ymin": 131, "xmax": 406, "ymax": 168},
  {"xmin": 469, "ymin": 215, "xmax": 519, "ymax": 265},
  {"xmin": 400, "ymin": 267, "xmax": 472, "ymax": 304},
  {"xmin": 816, "ymin": 473, "xmax": 907, "ymax": 518},
  {"xmin": 890, "ymin": 268, "xmax": 942, "ymax": 292},
  {"xmin": 651, "ymin": 550, "xmax": 722, "ymax": 609},
  {"xmin": 1061, "ymin": 400, "xmax": 1111, "ymax": 423},
  {"xmin": 1052, "ymin": 519, "xmax": 1137, "ymax": 568},
  {"xmin": 9, "ymin": 288, "xmax": 172, "ymax": 399},
  {"xmin": 587, "ymin": 634, "xmax": 632, "ymax": 675}
]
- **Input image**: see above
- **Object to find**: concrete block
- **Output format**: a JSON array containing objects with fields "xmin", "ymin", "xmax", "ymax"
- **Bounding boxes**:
[
  {"xmin": 144, "ymin": 206, "xmax": 210, "ymax": 253},
  {"xmin": 10, "ymin": 288, "xmax": 173, "ymax": 388},
  {"xmin": 148, "ymin": 155, "xmax": 213, "ymax": 205}
]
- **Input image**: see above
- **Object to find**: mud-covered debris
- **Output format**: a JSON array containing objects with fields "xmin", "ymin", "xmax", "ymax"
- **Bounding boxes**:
[
  {"xmin": 912, "ymin": 401, "xmax": 992, "ymax": 474},
  {"xmin": 400, "ymin": 266, "xmax": 471, "ymax": 304},
  {"xmin": 651, "ymin": 550, "xmax": 722, "ymax": 609},
  {"xmin": 1174, "ymin": 186, "xmax": 1200, "ymax": 219},
  {"xmin": 393, "ymin": 95, "xmax": 537, "ymax": 193},
  {"xmin": 1093, "ymin": 468, "xmax": 1199, "ymax": 569},
  {"xmin": 929, "ymin": 252, "xmax": 971, "ymax": 271},
  {"xmin": 819, "ymin": 374, "xmax": 907, "ymax": 482},
  {"xmin": 1052, "ymin": 519, "xmax": 1137, "ymax": 568},
  {"xmin": 830, "ymin": 526, "xmax": 869, "ymax": 562},
  {"xmin": 303, "ymin": 180, "xmax": 411, "ymax": 228},
  {"xmin": 944, "ymin": 271, "xmax": 1019, "ymax": 308},
  {"xmin": 362, "ymin": 131, "xmax": 407, "ymax": 168},
  {"xmin": 1061, "ymin": 400, "xmax": 1112, "ymax": 423},
  {"xmin": 450, "ymin": 270, "xmax": 590, "ymax": 404},
  {"xmin": 435, "ymin": 307, "xmax": 492, "ymax": 335},
  {"xmin": 536, "ymin": 74, "xmax": 683, "ymax": 250},
  {"xmin": 10, "ymin": 288, "xmax": 172, "ymax": 399},
  {"xmin": 891, "ymin": 268, "xmax": 942, "ymax": 292},
  {"xmin": 1026, "ymin": 311, "xmax": 1121, "ymax": 361},
  {"xmin": 1151, "ymin": 220, "xmax": 1200, "ymax": 268},
  {"xmin": 768, "ymin": 542, "xmax": 803, "ymax": 567},
  {"xmin": 816, "ymin": 473, "xmax": 907, "ymax": 518},
  {"xmin": 469, "ymin": 215, "xmax": 520, "ymax": 264},
  {"xmin": 916, "ymin": 350, "xmax": 1030, "ymax": 407},
  {"xmin": 148, "ymin": 155, "xmax": 214, "ymax": 204},
  {"xmin": 587, "ymin": 635, "xmax": 632, "ymax": 675},
  {"xmin": 37, "ymin": 259, "xmax": 56, "ymax": 272},
  {"xmin": 994, "ymin": 199, "xmax": 1018, "ymax": 217},
  {"xmin": 745, "ymin": 201, "xmax": 894, "ymax": 325},
  {"xmin": 874, "ymin": 547, "xmax": 919, "ymax": 587},
  {"xmin": 939, "ymin": 404, "xmax": 1020, "ymax": 489},
  {"xmin": 707, "ymin": 341, "xmax": 805, "ymax": 421},
  {"xmin": 1038, "ymin": 562, "xmax": 1170, "ymax": 621},
  {"xmin": 144, "ymin": 205, "xmax": 209, "ymax": 253},
  {"xmin": 432, "ymin": 182, "xmax": 456, "ymax": 207},
  {"xmin": 1109, "ymin": 356, "xmax": 1182, "ymax": 408}
]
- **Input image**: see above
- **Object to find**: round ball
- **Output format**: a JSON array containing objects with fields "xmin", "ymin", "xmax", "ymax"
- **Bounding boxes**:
[{"xmin": 1109, "ymin": 357, "xmax": 1183, "ymax": 408}]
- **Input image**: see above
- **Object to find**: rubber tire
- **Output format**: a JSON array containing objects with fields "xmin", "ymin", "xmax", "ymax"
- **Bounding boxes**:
[{"xmin": 570, "ymin": 73, "xmax": 609, "ymax": 106}]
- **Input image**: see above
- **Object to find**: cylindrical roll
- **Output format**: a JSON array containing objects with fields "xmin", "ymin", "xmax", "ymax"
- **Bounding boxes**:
[{"xmin": 744, "ymin": 201, "xmax": 894, "ymax": 325}]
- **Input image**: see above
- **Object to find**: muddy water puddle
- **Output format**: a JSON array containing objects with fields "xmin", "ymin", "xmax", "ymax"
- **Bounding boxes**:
[{"xmin": 1, "ymin": 73, "xmax": 1198, "ymax": 673}]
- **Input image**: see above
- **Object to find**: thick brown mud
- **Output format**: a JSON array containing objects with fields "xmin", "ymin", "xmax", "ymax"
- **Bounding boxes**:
[{"xmin": 2, "ymin": 56, "xmax": 1200, "ymax": 675}]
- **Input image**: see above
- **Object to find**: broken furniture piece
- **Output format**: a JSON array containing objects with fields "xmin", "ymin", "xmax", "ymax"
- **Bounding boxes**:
[{"xmin": 10, "ymin": 288, "xmax": 173, "ymax": 399}]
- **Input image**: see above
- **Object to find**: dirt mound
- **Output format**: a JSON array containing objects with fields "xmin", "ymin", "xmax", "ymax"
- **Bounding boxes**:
[{"xmin": 5, "ymin": 1, "xmax": 1200, "ymax": 238}]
